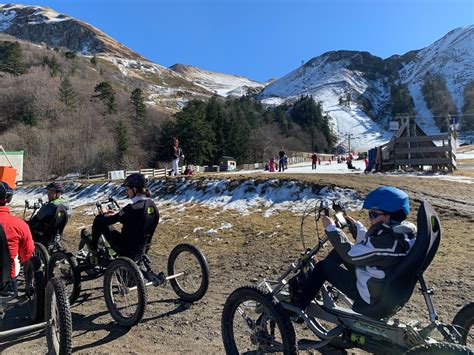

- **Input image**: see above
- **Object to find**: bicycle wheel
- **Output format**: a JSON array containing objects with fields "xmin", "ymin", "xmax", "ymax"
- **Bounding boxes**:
[
  {"xmin": 34, "ymin": 242, "xmax": 50, "ymax": 270},
  {"xmin": 453, "ymin": 302, "xmax": 474, "ymax": 349},
  {"xmin": 103, "ymin": 257, "xmax": 147, "ymax": 327},
  {"xmin": 48, "ymin": 251, "xmax": 81, "ymax": 304},
  {"xmin": 221, "ymin": 285, "xmax": 297, "ymax": 354},
  {"xmin": 167, "ymin": 243, "xmax": 209, "ymax": 302},
  {"xmin": 45, "ymin": 278, "xmax": 72, "ymax": 355},
  {"xmin": 24, "ymin": 260, "xmax": 45, "ymax": 323}
]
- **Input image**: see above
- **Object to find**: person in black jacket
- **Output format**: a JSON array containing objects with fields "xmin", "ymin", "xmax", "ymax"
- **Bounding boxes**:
[
  {"xmin": 290, "ymin": 186, "xmax": 416, "ymax": 310},
  {"xmin": 81, "ymin": 173, "xmax": 159, "ymax": 261}
]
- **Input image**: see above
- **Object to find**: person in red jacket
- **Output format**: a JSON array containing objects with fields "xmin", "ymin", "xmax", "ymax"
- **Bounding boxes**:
[{"xmin": 0, "ymin": 181, "xmax": 35, "ymax": 281}]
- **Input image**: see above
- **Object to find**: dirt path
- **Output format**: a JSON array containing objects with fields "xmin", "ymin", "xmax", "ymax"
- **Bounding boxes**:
[{"xmin": 1, "ymin": 174, "xmax": 472, "ymax": 354}]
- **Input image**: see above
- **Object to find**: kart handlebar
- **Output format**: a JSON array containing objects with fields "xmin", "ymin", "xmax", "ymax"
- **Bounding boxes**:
[{"xmin": 95, "ymin": 196, "xmax": 122, "ymax": 214}]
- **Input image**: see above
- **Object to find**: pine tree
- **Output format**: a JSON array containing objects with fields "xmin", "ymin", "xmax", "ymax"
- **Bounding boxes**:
[
  {"xmin": 43, "ymin": 55, "xmax": 61, "ymax": 77},
  {"xmin": 63, "ymin": 51, "xmax": 76, "ymax": 60},
  {"xmin": 58, "ymin": 77, "xmax": 77, "ymax": 109},
  {"xmin": 93, "ymin": 81, "xmax": 117, "ymax": 114},
  {"xmin": 116, "ymin": 120, "xmax": 128, "ymax": 162},
  {"xmin": 22, "ymin": 107, "xmax": 38, "ymax": 126},
  {"xmin": 0, "ymin": 41, "xmax": 27, "ymax": 75},
  {"xmin": 130, "ymin": 88, "xmax": 146, "ymax": 122},
  {"xmin": 174, "ymin": 100, "xmax": 215, "ymax": 165},
  {"xmin": 90, "ymin": 56, "xmax": 98, "ymax": 66}
]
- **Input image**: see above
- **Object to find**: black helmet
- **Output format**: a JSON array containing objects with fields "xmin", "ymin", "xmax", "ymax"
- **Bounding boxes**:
[
  {"xmin": 0, "ymin": 181, "xmax": 13, "ymax": 204},
  {"xmin": 123, "ymin": 173, "xmax": 147, "ymax": 189},
  {"xmin": 46, "ymin": 182, "xmax": 64, "ymax": 192}
]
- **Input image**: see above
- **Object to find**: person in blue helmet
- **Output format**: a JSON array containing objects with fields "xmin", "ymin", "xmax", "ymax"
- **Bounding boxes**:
[{"xmin": 290, "ymin": 186, "xmax": 417, "ymax": 310}]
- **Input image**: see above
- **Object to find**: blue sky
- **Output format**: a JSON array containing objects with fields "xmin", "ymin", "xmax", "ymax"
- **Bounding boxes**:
[{"xmin": 14, "ymin": 0, "xmax": 474, "ymax": 82}]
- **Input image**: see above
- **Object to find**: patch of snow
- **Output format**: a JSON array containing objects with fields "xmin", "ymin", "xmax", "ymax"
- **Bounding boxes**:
[{"xmin": 0, "ymin": 8, "xmax": 16, "ymax": 31}]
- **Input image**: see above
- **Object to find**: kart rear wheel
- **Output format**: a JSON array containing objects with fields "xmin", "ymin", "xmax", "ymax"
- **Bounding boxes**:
[
  {"xmin": 167, "ymin": 243, "xmax": 209, "ymax": 302},
  {"xmin": 45, "ymin": 278, "xmax": 72, "ymax": 355},
  {"xmin": 221, "ymin": 285, "xmax": 297, "ymax": 354},
  {"xmin": 453, "ymin": 302, "xmax": 474, "ymax": 349},
  {"xmin": 404, "ymin": 342, "xmax": 473, "ymax": 354},
  {"xmin": 103, "ymin": 257, "xmax": 147, "ymax": 327},
  {"xmin": 34, "ymin": 242, "xmax": 49, "ymax": 270},
  {"xmin": 24, "ymin": 259, "xmax": 45, "ymax": 323},
  {"xmin": 48, "ymin": 251, "xmax": 81, "ymax": 304}
]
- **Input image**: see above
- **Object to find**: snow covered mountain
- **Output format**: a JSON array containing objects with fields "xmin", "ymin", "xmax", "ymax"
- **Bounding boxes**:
[
  {"xmin": 0, "ymin": 3, "xmax": 145, "ymax": 59},
  {"xmin": 0, "ymin": 4, "xmax": 262, "ymax": 110},
  {"xmin": 259, "ymin": 26, "xmax": 474, "ymax": 150},
  {"xmin": 170, "ymin": 63, "xmax": 266, "ymax": 97},
  {"xmin": 399, "ymin": 26, "xmax": 474, "ymax": 134},
  {"xmin": 1, "ymin": 3, "xmax": 472, "ymax": 148}
]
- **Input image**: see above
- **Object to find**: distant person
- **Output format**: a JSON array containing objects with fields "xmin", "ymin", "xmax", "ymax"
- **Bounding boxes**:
[
  {"xmin": 183, "ymin": 165, "xmax": 194, "ymax": 176},
  {"xmin": 347, "ymin": 159, "xmax": 357, "ymax": 170},
  {"xmin": 28, "ymin": 182, "xmax": 71, "ymax": 246},
  {"xmin": 170, "ymin": 137, "xmax": 184, "ymax": 176},
  {"xmin": 278, "ymin": 148, "xmax": 286, "ymax": 172},
  {"xmin": 268, "ymin": 157, "xmax": 276, "ymax": 172},
  {"xmin": 311, "ymin": 153, "xmax": 318, "ymax": 170},
  {"xmin": 284, "ymin": 155, "xmax": 288, "ymax": 170}
]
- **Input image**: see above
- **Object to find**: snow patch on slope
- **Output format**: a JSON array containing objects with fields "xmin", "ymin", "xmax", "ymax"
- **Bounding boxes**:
[{"xmin": 170, "ymin": 64, "xmax": 263, "ymax": 97}]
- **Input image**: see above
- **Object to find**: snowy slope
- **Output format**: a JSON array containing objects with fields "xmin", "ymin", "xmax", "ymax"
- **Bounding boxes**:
[
  {"xmin": 170, "ymin": 64, "xmax": 264, "ymax": 97},
  {"xmin": 400, "ymin": 26, "xmax": 474, "ymax": 134},
  {"xmin": 259, "ymin": 53, "xmax": 393, "ymax": 150},
  {"xmin": 259, "ymin": 26, "xmax": 474, "ymax": 150}
]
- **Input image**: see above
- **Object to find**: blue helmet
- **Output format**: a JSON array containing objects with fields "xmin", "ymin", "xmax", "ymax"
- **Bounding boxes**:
[{"xmin": 363, "ymin": 186, "xmax": 410, "ymax": 220}]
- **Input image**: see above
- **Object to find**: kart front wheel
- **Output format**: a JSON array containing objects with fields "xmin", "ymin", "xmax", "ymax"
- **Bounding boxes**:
[
  {"xmin": 167, "ymin": 243, "xmax": 209, "ymax": 303},
  {"xmin": 221, "ymin": 285, "xmax": 297, "ymax": 355},
  {"xmin": 34, "ymin": 242, "xmax": 49, "ymax": 270},
  {"xmin": 48, "ymin": 251, "xmax": 81, "ymax": 304},
  {"xmin": 24, "ymin": 259, "xmax": 45, "ymax": 323},
  {"xmin": 453, "ymin": 302, "xmax": 474, "ymax": 349},
  {"xmin": 45, "ymin": 278, "xmax": 72, "ymax": 355},
  {"xmin": 103, "ymin": 257, "xmax": 147, "ymax": 327}
]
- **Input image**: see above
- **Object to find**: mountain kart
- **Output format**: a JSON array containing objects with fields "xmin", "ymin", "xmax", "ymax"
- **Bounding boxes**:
[
  {"xmin": 50, "ymin": 197, "xmax": 210, "ymax": 327},
  {"xmin": 0, "ymin": 230, "xmax": 72, "ymax": 355},
  {"xmin": 221, "ymin": 200, "xmax": 473, "ymax": 354}
]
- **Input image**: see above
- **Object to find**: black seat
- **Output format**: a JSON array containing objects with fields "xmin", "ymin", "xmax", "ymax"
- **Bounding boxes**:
[
  {"xmin": 140, "ymin": 199, "xmax": 159, "ymax": 256},
  {"xmin": 0, "ymin": 224, "xmax": 11, "ymax": 284},
  {"xmin": 42, "ymin": 204, "xmax": 68, "ymax": 246},
  {"xmin": 352, "ymin": 200, "xmax": 442, "ymax": 319}
]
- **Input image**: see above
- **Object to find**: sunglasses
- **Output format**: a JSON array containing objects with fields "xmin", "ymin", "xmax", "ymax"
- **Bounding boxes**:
[{"xmin": 368, "ymin": 211, "xmax": 387, "ymax": 219}]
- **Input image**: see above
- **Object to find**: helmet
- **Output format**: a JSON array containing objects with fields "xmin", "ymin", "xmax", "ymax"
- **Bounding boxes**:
[
  {"xmin": 0, "ymin": 181, "xmax": 13, "ymax": 204},
  {"xmin": 362, "ymin": 186, "xmax": 410, "ymax": 220},
  {"xmin": 46, "ymin": 182, "xmax": 64, "ymax": 192},
  {"xmin": 123, "ymin": 173, "xmax": 147, "ymax": 189}
]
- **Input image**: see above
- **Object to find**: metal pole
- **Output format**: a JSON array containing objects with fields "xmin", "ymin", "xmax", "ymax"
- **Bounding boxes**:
[{"xmin": 0, "ymin": 321, "xmax": 48, "ymax": 338}]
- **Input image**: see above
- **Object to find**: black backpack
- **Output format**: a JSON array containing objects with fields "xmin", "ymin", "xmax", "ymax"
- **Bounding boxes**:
[{"xmin": 0, "ymin": 224, "xmax": 11, "ymax": 284}]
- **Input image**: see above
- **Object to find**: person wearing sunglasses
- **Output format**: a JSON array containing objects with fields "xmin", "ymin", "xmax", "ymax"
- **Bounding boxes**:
[{"xmin": 290, "ymin": 186, "xmax": 416, "ymax": 312}]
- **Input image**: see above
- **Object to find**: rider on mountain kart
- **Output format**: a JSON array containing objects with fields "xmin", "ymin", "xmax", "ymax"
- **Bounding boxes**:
[
  {"xmin": 291, "ymin": 186, "xmax": 417, "ymax": 310},
  {"xmin": 28, "ymin": 182, "xmax": 71, "ymax": 245},
  {"xmin": 81, "ymin": 173, "xmax": 159, "ymax": 261}
]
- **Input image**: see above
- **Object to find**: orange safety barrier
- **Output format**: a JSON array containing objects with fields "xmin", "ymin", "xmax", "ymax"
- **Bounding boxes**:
[{"xmin": 0, "ymin": 166, "xmax": 17, "ymax": 188}]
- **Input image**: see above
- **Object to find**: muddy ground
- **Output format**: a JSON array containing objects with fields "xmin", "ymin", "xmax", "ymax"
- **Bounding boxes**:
[{"xmin": 1, "ymin": 172, "xmax": 473, "ymax": 354}]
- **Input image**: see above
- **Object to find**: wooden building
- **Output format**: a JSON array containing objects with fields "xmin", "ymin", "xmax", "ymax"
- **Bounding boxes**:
[{"xmin": 379, "ymin": 118, "xmax": 456, "ymax": 172}]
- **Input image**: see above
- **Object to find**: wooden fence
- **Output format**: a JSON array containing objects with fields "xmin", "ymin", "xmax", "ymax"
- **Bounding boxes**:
[{"xmin": 380, "ymin": 133, "xmax": 456, "ymax": 172}]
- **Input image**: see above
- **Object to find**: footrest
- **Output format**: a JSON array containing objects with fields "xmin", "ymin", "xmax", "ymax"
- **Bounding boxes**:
[{"xmin": 297, "ymin": 338, "xmax": 331, "ymax": 350}]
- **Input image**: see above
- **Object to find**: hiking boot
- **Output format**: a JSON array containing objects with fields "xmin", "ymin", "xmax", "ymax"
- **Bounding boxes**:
[{"xmin": 81, "ymin": 228, "xmax": 97, "ymax": 251}]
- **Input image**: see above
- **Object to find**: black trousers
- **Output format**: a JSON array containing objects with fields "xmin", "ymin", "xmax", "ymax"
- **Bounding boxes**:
[
  {"xmin": 91, "ymin": 216, "xmax": 129, "ymax": 257},
  {"xmin": 294, "ymin": 249, "xmax": 365, "ymax": 309}
]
